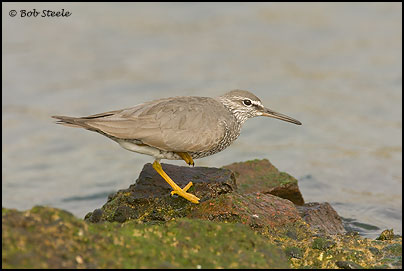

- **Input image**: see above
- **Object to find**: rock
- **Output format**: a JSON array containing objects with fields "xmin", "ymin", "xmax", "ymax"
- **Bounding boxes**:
[
  {"xmin": 376, "ymin": 229, "xmax": 395, "ymax": 240},
  {"xmin": 311, "ymin": 237, "xmax": 336, "ymax": 250},
  {"xmin": 90, "ymin": 162, "xmax": 238, "ymax": 223},
  {"xmin": 121, "ymin": 162, "xmax": 237, "ymax": 201},
  {"xmin": 2, "ymin": 206, "xmax": 288, "ymax": 269},
  {"xmin": 223, "ymin": 159, "xmax": 304, "ymax": 205},
  {"xmin": 188, "ymin": 193, "xmax": 303, "ymax": 230},
  {"xmin": 296, "ymin": 202, "xmax": 345, "ymax": 235},
  {"xmin": 336, "ymin": 261, "xmax": 364, "ymax": 269},
  {"xmin": 3, "ymin": 159, "xmax": 402, "ymax": 269},
  {"xmin": 91, "ymin": 160, "xmax": 347, "ymax": 238},
  {"xmin": 84, "ymin": 208, "xmax": 103, "ymax": 223},
  {"xmin": 284, "ymin": 246, "xmax": 304, "ymax": 259},
  {"xmin": 92, "ymin": 161, "xmax": 304, "ymax": 231}
]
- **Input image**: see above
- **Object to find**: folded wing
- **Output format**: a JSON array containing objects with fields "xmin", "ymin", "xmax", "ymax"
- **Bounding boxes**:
[{"xmin": 54, "ymin": 97, "xmax": 230, "ymax": 153}]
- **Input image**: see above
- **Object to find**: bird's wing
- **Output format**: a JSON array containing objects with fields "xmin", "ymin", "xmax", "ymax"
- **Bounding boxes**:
[{"xmin": 82, "ymin": 97, "xmax": 230, "ymax": 152}]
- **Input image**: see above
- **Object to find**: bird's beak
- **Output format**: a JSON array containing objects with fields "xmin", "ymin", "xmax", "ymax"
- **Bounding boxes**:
[{"xmin": 261, "ymin": 108, "xmax": 302, "ymax": 125}]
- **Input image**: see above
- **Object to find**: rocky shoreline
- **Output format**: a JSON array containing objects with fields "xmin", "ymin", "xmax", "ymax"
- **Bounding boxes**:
[{"xmin": 2, "ymin": 159, "xmax": 402, "ymax": 268}]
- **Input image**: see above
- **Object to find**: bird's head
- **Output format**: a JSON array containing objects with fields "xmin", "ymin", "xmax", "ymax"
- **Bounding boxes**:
[{"xmin": 218, "ymin": 90, "xmax": 302, "ymax": 125}]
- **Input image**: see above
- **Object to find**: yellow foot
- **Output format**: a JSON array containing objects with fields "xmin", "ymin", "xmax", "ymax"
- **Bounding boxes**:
[
  {"xmin": 171, "ymin": 182, "xmax": 200, "ymax": 204},
  {"xmin": 152, "ymin": 160, "xmax": 199, "ymax": 204},
  {"xmin": 171, "ymin": 181, "xmax": 193, "ymax": 194},
  {"xmin": 176, "ymin": 152, "xmax": 195, "ymax": 166}
]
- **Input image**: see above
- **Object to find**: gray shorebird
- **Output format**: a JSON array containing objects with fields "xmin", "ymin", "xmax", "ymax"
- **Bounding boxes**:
[{"xmin": 52, "ymin": 90, "xmax": 301, "ymax": 203}]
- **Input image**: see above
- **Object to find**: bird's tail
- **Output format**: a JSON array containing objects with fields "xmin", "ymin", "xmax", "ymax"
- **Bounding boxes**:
[{"xmin": 51, "ymin": 115, "xmax": 87, "ymax": 128}]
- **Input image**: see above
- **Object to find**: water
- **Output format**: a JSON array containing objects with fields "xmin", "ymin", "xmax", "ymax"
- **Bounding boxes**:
[{"xmin": 3, "ymin": 3, "xmax": 401, "ymax": 238}]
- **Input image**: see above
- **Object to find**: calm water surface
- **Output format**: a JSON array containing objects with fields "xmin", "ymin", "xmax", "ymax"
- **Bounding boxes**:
[{"xmin": 3, "ymin": 3, "xmax": 402, "ymax": 238}]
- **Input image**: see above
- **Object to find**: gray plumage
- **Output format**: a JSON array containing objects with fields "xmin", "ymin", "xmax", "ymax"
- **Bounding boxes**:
[{"xmin": 52, "ymin": 89, "xmax": 301, "ymax": 161}]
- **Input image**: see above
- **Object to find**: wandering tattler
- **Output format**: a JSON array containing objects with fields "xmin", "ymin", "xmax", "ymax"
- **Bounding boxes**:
[{"xmin": 52, "ymin": 90, "xmax": 301, "ymax": 203}]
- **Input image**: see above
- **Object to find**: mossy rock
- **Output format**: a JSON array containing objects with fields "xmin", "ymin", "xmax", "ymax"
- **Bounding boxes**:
[
  {"xmin": 3, "ymin": 159, "xmax": 402, "ymax": 269},
  {"xmin": 2, "ymin": 206, "xmax": 288, "ymax": 269},
  {"xmin": 90, "ymin": 160, "xmax": 306, "ymax": 228},
  {"xmin": 223, "ymin": 159, "xmax": 305, "ymax": 205}
]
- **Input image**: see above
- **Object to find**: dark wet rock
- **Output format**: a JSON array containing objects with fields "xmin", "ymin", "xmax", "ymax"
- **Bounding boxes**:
[
  {"xmin": 336, "ymin": 260, "xmax": 364, "ymax": 269},
  {"xmin": 223, "ymin": 159, "xmax": 305, "ymax": 205},
  {"xmin": 2, "ymin": 206, "xmax": 288, "ymax": 269},
  {"xmin": 297, "ymin": 202, "xmax": 345, "ymax": 235},
  {"xmin": 91, "ymin": 162, "xmax": 239, "ymax": 223},
  {"xmin": 113, "ymin": 205, "xmax": 136, "ymax": 223},
  {"xmin": 120, "ymin": 162, "xmax": 236, "ymax": 201},
  {"xmin": 84, "ymin": 208, "xmax": 103, "ymax": 223}
]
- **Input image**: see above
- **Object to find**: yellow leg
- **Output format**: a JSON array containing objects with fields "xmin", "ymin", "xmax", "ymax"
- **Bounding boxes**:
[
  {"xmin": 176, "ymin": 152, "xmax": 195, "ymax": 166},
  {"xmin": 152, "ymin": 160, "xmax": 200, "ymax": 204},
  {"xmin": 171, "ymin": 181, "xmax": 192, "ymax": 196}
]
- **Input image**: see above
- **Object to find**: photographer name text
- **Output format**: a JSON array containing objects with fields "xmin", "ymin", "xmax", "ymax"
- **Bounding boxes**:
[{"xmin": 9, "ymin": 9, "xmax": 71, "ymax": 18}]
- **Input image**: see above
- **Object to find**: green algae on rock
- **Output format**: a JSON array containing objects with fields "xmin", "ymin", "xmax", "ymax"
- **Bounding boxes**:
[
  {"xmin": 2, "ymin": 206, "xmax": 288, "ymax": 269},
  {"xmin": 223, "ymin": 159, "xmax": 305, "ymax": 205},
  {"xmin": 266, "ymin": 225, "xmax": 402, "ymax": 269},
  {"xmin": 5, "ymin": 205, "xmax": 400, "ymax": 269}
]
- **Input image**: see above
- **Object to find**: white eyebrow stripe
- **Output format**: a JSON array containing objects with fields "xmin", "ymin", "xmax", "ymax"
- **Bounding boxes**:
[{"xmin": 252, "ymin": 101, "xmax": 262, "ymax": 106}]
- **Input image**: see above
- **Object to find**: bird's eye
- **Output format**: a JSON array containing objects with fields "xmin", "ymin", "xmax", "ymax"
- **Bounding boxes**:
[{"xmin": 243, "ymin": 99, "xmax": 252, "ymax": 106}]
